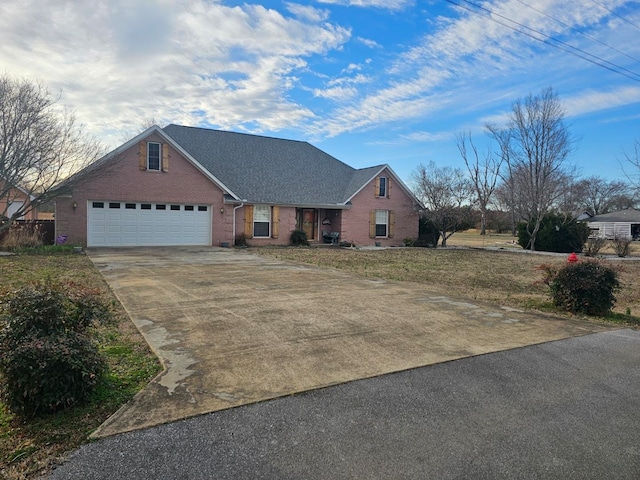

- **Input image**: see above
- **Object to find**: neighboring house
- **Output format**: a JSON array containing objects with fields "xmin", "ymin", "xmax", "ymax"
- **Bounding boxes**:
[
  {"xmin": 0, "ymin": 182, "xmax": 37, "ymax": 221},
  {"xmin": 54, "ymin": 125, "xmax": 421, "ymax": 248},
  {"xmin": 586, "ymin": 209, "xmax": 640, "ymax": 239}
]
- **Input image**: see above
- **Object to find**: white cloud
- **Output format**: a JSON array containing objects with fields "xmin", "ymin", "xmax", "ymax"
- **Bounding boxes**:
[
  {"xmin": 0, "ymin": 0, "xmax": 350, "ymax": 145},
  {"xmin": 285, "ymin": 2, "xmax": 331, "ymax": 22},
  {"xmin": 356, "ymin": 37, "xmax": 381, "ymax": 48},
  {"xmin": 564, "ymin": 86, "xmax": 640, "ymax": 117},
  {"xmin": 317, "ymin": 0, "xmax": 414, "ymax": 10}
]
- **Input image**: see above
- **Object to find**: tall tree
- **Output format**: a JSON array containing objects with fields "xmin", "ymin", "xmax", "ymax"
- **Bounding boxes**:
[
  {"xmin": 457, "ymin": 131, "xmax": 503, "ymax": 235},
  {"xmin": 412, "ymin": 161, "xmax": 473, "ymax": 247},
  {"xmin": 0, "ymin": 75, "xmax": 102, "ymax": 231},
  {"xmin": 487, "ymin": 87, "xmax": 574, "ymax": 251},
  {"xmin": 575, "ymin": 176, "xmax": 630, "ymax": 215}
]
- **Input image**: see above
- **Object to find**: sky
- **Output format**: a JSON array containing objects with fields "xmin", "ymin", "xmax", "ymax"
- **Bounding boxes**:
[{"xmin": 1, "ymin": 0, "xmax": 639, "ymax": 187}]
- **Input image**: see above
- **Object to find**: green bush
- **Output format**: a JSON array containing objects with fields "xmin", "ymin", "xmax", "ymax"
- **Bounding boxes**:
[
  {"xmin": 517, "ymin": 213, "xmax": 589, "ymax": 253},
  {"xmin": 539, "ymin": 261, "xmax": 620, "ymax": 316},
  {"xmin": 290, "ymin": 229, "xmax": 309, "ymax": 246},
  {"xmin": 0, "ymin": 282, "xmax": 111, "ymax": 416},
  {"xmin": 418, "ymin": 216, "xmax": 439, "ymax": 248}
]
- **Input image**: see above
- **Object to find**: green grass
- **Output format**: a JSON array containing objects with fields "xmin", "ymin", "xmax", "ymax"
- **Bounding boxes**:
[{"xmin": 0, "ymin": 253, "xmax": 161, "ymax": 480}]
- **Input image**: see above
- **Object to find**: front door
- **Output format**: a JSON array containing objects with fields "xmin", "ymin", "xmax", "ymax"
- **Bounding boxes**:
[{"xmin": 300, "ymin": 209, "xmax": 316, "ymax": 241}]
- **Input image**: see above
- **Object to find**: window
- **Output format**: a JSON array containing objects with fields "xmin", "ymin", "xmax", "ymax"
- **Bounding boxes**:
[
  {"xmin": 125, "ymin": 203, "xmax": 136, "ymax": 209},
  {"xmin": 253, "ymin": 205, "xmax": 271, "ymax": 237},
  {"xmin": 109, "ymin": 202, "xmax": 121, "ymax": 209},
  {"xmin": 375, "ymin": 210, "xmax": 388, "ymax": 237},
  {"xmin": 147, "ymin": 142, "xmax": 161, "ymax": 171},
  {"xmin": 92, "ymin": 202, "xmax": 104, "ymax": 208},
  {"xmin": 155, "ymin": 204, "xmax": 166, "ymax": 210},
  {"xmin": 141, "ymin": 204, "xmax": 152, "ymax": 210},
  {"xmin": 184, "ymin": 205, "xmax": 194, "ymax": 211},
  {"xmin": 198, "ymin": 206, "xmax": 207, "ymax": 212},
  {"xmin": 170, "ymin": 205, "xmax": 180, "ymax": 211},
  {"xmin": 378, "ymin": 177, "xmax": 387, "ymax": 197}
]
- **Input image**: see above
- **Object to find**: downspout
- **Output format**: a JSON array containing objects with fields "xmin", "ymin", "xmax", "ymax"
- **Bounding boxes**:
[{"xmin": 232, "ymin": 201, "xmax": 245, "ymax": 244}]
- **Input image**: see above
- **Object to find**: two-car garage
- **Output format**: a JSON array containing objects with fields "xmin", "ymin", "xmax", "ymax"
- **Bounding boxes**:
[{"xmin": 87, "ymin": 201, "xmax": 211, "ymax": 247}]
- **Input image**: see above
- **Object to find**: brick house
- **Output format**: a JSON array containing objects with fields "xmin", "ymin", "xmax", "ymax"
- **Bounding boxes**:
[
  {"xmin": 0, "ymin": 182, "xmax": 37, "ymax": 221},
  {"xmin": 54, "ymin": 125, "xmax": 420, "ymax": 247}
]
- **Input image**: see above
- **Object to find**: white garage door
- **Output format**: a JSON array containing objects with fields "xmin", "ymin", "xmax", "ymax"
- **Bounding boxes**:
[{"xmin": 88, "ymin": 201, "xmax": 211, "ymax": 247}]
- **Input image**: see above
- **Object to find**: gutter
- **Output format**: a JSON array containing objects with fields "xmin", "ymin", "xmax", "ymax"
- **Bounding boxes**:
[{"xmin": 232, "ymin": 201, "xmax": 246, "ymax": 243}]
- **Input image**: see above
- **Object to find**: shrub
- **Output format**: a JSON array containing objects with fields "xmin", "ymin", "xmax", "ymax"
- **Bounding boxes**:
[
  {"xmin": 538, "ymin": 261, "xmax": 620, "ymax": 316},
  {"xmin": 583, "ymin": 236, "xmax": 607, "ymax": 257},
  {"xmin": 403, "ymin": 237, "xmax": 415, "ymax": 247},
  {"xmin": 290, "ymin": 229, "xmax": 309, "ymax": 246},
  {"xmin": 418, "ymin": 216, "xmax": 439, "ymax": 248},
  {"xmin": 234, "ymin": 233, "xmax": 249, "ymax": 247},
  {"xmin": 517, "ymin": 214, "xmax": 589, "ymax": 253},
  {"xmin": 0, "ymin": 223, "xmax": 43, "ymax": 250},
  {"xmin": 0, "ymin": 282, "xmax": 112, "ymax": 416},
  {"xmin": 610, "ymin": 235, "xmax": 632, "ymax": 258}
]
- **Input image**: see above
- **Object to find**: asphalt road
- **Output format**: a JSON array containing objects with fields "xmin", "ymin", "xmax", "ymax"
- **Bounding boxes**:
[{"xmin": 49, "ymin": 329, "xmax": 640, "ymax": 480}]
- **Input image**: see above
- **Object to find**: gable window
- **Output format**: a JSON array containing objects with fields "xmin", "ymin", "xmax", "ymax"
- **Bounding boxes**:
[
  {"xmin": 147, "ymin": 142, "xmax": 161, "ymax": 171},
  {"xmin": 378, "ymin": 177, "xmax": 387, "ymax": 197},
  {"xmin": 375, "ymin": 210, "xmax": 389, "ymax": 237},
  {"xmin": 253, "ymin": 205, "xmax": 271, "ymax": 237}
]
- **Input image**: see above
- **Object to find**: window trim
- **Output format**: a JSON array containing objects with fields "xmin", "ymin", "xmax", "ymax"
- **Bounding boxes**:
[
  {"xmin": 147, "ymin": 142, "xmax": 161, "ymax": 171},
  {"xmin": 378, "ymin": 177, "xmax": 387, "ymax": 197},
  {"xmin": 375, "ymin": 209, "xmax": 389, "ymax": 238},
  {"xmin": 253, "ymin": 205, "xmax": 271, "ymax": 238}
]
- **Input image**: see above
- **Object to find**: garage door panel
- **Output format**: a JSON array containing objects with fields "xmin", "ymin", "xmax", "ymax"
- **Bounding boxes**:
[{"xmin": 88, "ymin": 201, "xmax": 211, "ymax": 247}]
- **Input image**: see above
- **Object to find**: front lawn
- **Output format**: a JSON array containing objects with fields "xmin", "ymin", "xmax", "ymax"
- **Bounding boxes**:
[
  {"xmin": 255, "ymin": 246, "xmax": 640, "ymax": 320},
  {"xmin": 0, "ymin": 252, "xmax": 161, "ymax": 479}
]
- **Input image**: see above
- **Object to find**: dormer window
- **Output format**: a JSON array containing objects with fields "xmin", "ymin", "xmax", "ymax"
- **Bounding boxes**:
[{"xmin": 147, "ymin": 142, "xmax": 161, "ymax": 171}]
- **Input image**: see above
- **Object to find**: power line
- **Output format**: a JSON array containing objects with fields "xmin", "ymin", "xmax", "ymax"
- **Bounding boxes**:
[
  {"xmin": 445, "ymin": 0, "xmax": 640, "ymax": 84},
  {"xmin": 589, "ymin": 0, "xmax": 640, "ymax": 32},
  {"xmin": 513, "ymin": 0, "xmax": 640, "ymax": 64}
]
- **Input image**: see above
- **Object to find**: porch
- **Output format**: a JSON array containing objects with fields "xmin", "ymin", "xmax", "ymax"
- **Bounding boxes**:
[{"xmin": 296, "ymin": 208, "xmax": 342, "ymax": 244}]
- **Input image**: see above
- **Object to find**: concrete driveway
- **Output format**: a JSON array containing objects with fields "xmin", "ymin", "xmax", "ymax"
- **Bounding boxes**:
[{"xmin": 88, "ymin": 247, "xmax": 610, "ymax": 438}]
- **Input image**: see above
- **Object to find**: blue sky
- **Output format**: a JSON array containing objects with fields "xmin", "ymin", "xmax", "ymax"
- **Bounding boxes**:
[{"xmin": 1, "ymin": 0, "xmax": 639, "ymax": 186}]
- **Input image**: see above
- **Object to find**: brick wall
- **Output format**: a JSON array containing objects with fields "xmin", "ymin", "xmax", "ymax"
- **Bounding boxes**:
[{"xmin": 55, "ymin": 133, "xmax": 228, "ymax": 246}]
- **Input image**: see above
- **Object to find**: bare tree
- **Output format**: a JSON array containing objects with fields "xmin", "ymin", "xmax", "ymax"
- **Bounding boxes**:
[
  {"xmin": 412, "ymin": 161, "xmax": 473, "ymax": 247},
  {"xmin": 622, "ymin": 138, "xmax": 640, "ymax": 192},
  {"xmin": 457, "ymin": 131, "xmax": 503, "ymax": 235},
  {"xmin": 0, "ymin": 75, "xmax": 102, "ymax": 231},
  {"xmin": 487, "ymin": 87, "xmax": 574, "ymax": 250},
  {"xmin": 575, "ymin": 176, "xmax": 630, "ymax": 215}
]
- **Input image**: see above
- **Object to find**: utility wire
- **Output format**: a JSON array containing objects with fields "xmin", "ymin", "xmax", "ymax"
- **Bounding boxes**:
[
  {"xmin": 445, "ymin": 0, "xmax": 640, "ymax": 84},
  {"xmin": 513, "ymin": 0, "xmax": 640, "ymax": 64},
  {"xmin": 590, "ymin": 0, "xmax": 640, "ymax": 31}
]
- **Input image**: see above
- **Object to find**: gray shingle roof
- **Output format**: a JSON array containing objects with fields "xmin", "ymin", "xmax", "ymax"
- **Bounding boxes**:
[
  {"xmin": 163, "ymin": 124, "xmax": 376, "ymax": 206},
  {"xmin": 587, "ymin": 209, "xmax": 640, "ymax": 223}
]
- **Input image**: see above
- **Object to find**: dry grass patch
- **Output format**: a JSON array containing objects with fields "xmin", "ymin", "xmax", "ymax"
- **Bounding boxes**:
[{"xmin": 255, "ymin": 246, "xmax": 640, "ymax": 318}]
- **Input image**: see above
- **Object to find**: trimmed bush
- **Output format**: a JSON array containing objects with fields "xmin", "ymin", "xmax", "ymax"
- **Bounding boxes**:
[
  {"xmin": 539, "ymin": 261, "xmax": 620, "ymax": 316},
  {"xmin": 518, "ymin": 213, "xmax": 590, "ymax": 253},
  {"xmin": 290, "ymin": 229, "xmax": 309, "ymax": 246},
  {"xmin": 0, "ymin": 282, "xmax": 111, "ymax": 416}
]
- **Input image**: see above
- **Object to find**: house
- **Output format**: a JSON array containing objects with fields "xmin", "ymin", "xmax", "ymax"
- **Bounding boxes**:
[
  {"xmin": 53, "ymin": 125, "xmax": 421, "ymax": 248},
  {"xmin": 586, "ymin": 209, "xmax": 640, "ymax": 240},
  {"xmin": 0, "ymin": 182, "xmax": 37, "ymax": 221}
]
